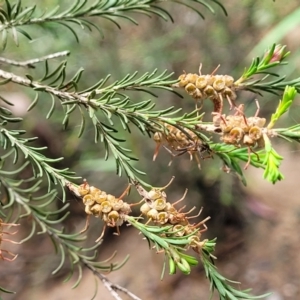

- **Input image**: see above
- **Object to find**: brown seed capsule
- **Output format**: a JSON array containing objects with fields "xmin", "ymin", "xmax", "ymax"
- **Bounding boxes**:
[
  {"xmin": 185, "ymin": 83, "xmax": 197, "ymax": 95},
  {"xmin": 230, "ymin": 127, "xmax": 244, "ymax": 143},
  {"xmin": 172, "ymin": 224, "xmax": 185, "ymax": 236},
  {"xmin": 101, "ymin": 201, "xmax": 112, "ymax": 214},
  {"xmin": 120, "ymin": 202, "xmax": 131, "ymax": 214},
  {"xmin": 223, "ymin": 87, "xmax": 237, "ymax": 100},
  {"xmin": 224, "ymin": 75, "xmax": 234, "ymax": 86},
  {"xmin": 165, "ymin": 202, "xmax": 176, "ymax": 213},
  {"xmin": 185, "ymin": 73, "xmax": 198, "ymax": 84},
  {"xmin": 83, "ymin": 194, "xmax": 95, "ymax": 206},
  {"xmin": 112, "ymin": 199, "xmax": 124, "ymax": 211},
  {"xmin": 78, "ymin": 182, "xmax": 90, "ymax": 196},
  {"xmin": 157, "ymin": 212, "xmax": 169, "ymax": 225},
  {"xmin": 168, "ymin": 213, "xmax": 179, "ymax": 225},
  {"xmin": 106, "ymin": 194, "xmax": 116, "ymax": 202},
  {"xmin": 203, "ymin": 85, "xmax": 216, "ymax": 98},
  {"xmin": 206, "ymin": 75, "xmax": 216, "ymax": 86},
  {"xmin": 140, "ymin": 203, "xmax": 151, "ymax": 215},
  {"xmin": 249, "ymin": 126, "xmax": 263, "ymax": 141},
  {"xmin": 195, "ymin": 75, "xmax": 207, "ymax": 89},
  {"xmin": 175, "ymin": 130, "xmax": 186, "ymax": 142},
  {"xmin": 178, "ymin": 74, "xmax": 189, "ymax": 87},
  {"xmin": 153, "ymin": 132, "xmax": 164, "ymax": 143},
  {"xmin": 188, "ymin": 235, "xmax": 201, "ymax": 247},
  {"xmin": 107, "ymin": 210, "xmax": 120, "ymax": 222},
  {"xmin": 165, "ymin": 123, "xmax": 175, "ymax": 131},
  {"xmin": 91, "ymin": 190, "xmax": 101, "ymax": 200},
  {"xmin": 89, "ymin": 186, "xmax": 101, "ymax": 195},
  {"xmin": 147, "ymin": 208, "xmax": 158, "ymax": 221},
  {"xmin": 243, "ymin": 134, "xmax": 254, "ymax": 146},
  {"xmin": 153, "ymin": 198, "xmax": 167, "ymax": 211},
  {"xmin": 247, "ymin": 117, "xmax": 266, "ymax": 128},
  {"xmin": 213, "ymin": 76, "xmax": 226, "ymax": 91},
  {"xmin": 222, "ymin": 128, "xmax": 244, "ymax": 145},
  {"xmin": 95, "ymin": 191, "xmax": 108, "ymax": 204},
  {"xmin": 225, "ymin": 115, "xmax": 244, "ymax": 130},
  {"xmin": 148, "ymin": 189, "xmax": 167, "ymax": 201},
  {"xmin": 192, "ymin": 88, "xmax": 203, "ymax": 100},
  {"xmin": 90, "ymin": 204, "xmax": 102, "ymax": 216}
]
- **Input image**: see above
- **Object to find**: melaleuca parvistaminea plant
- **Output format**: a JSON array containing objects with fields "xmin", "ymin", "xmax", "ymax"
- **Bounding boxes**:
[{"xmin": 1, "ymin": 0, "xmax": 300, "ymax": 299}]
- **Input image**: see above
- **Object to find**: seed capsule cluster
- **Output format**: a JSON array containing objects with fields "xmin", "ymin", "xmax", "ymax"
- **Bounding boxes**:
[
  {"xmin": 0, "ymin": 218, "xmax": 19, "ymax": 261},
  {"xmin": 176, "ymin": 70, "xmax": 237, "ymax": 113},
  {"xmin": 135, "ymin": 179, "xmax": 210, "ymax": 253},
  {"xmin": 220, "ymin": 115, "xmax": 266, "ymax": 147},
  {"xmin": 214, "ymin": 103, "xmax": 266, "ymax": 168},
  {"xmin": 153, "ymin": 123, "xmax": 207, "ymax": 168},
  {"xmin": 214, "ymin": 104, "xmax": 266, "ymax": 147},
  {"xmin": 68, "ymin": 181, "xmax": 131, "ymax": 241}
]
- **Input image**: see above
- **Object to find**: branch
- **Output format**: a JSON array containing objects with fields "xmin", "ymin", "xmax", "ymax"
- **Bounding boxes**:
[
  {"xmin": 234, "ymin": 44, "xmax": 300, "ymax": 95},
  {"xmin": 0, "ymin": 67, "xmax": 208, "ymax": 184},
  {"xmin": 124, "ymin": 182, "xmax": 267, "ymax": 300},
  {"xmin": 86, "ymin": 265, "xmax": 142, "ymax": 300},
  {"xmin": 0, "ymin": 176, "xmax": 130, "ymax": 297},
  {"xmin": 0, "ymin": 51, "xmax": 70, "ymax": 69},
  {"xmin": 0, "ymin": 68, "xmax": 86, "ymax": 102}
]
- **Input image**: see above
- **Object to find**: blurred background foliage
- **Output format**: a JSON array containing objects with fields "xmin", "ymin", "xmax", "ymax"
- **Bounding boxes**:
[{"xmin": 1, "ymin": 0, "xmax": 300, "ymax": 299}]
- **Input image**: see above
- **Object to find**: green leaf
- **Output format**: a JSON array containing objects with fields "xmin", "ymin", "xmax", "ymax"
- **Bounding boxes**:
[
  {"xmin": 236, "ymin": 44, "xmax": 290, "ymax": 84},
  {"xmin": 268, "ymin": 85, "xmax": 297, "ymax": 129},
  {"xmin": 201, "ymin": 241, "xmax": 270, "ymax": 299},
  {"xmin": 262, "ymin": 134, "xmax": 284, "ymax": 184},
  {"xmin": 0, "ymin": 286, "xmax": 15, "ymax": 294}
]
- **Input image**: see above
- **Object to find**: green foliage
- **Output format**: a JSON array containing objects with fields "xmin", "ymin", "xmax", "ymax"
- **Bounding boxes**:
[
  {"xmin": 235, "ymin": 44, "xmax": 300, "ymax": 95},
  {"xmin": 261, "ymin": 135, "xmax": 284, "ymax": 183},
  {"xmin": 0, "ymin": 0, "xmax": 227, "ymax": 49},
  {"xmin": 274, "ymin": 124, "xmax": 300, "ymax": 142},
  {"xmin": 239, "ymin": 44, "xmax": 290, "ymax": 80},
  {"xmin": 1, "ymin": 1, "xmax": 300, "ymax": 300},
  {"xmin": 128, "ymin": 217, "xmax": 269, "ymax": 299},
  {"xmin": 0, "ymin": 103, "xmax": 79, "ymax": 201},
  {"xmin": 202, "ymin": 240, "xmax": 271, "ymax": 300},
  {"xmin": 268, "ymin": 85, "xmax": 297, "ymax": 128},
  {"xmin": 210, "ymin": 86, "xmax": 298, "ymax": 185},
  {"xmin": 127, "ymin": 217, "xmax": 199, "ymax": 276}
]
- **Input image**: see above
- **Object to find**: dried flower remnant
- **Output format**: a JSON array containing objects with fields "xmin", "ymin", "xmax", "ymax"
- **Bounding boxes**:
[
  {"xmin": 0, "ymin": 219, "xmax": 19, "ymax": 262},
  {"xmin": 174, "ymin": 64, "xmax": 237, "ymax": 113},
  {"xmin": 153, "ymin": 123, "xmax": 210, "ymax": 168},
  {"xmin": 135, "ymin": 180, "xmax": 210, "ymax": 253},
  {"xmin": 67, "ymin": 181, "xmax": 132, "ymax": 242},
  {"xmin": 133, "ymin": 177, "xmax": 173, "ymax": 208},
  {"xmin": 215, "ymin": 101, "xmax": 266, "ymax": 169}
]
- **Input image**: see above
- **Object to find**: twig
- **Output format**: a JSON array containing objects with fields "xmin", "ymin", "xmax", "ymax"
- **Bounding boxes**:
[
  {"xmin": 0, "ymin": 68, "xmax": 86, "ymax": 102},
  {"xmin": 113, "ymin": 283, "xmax": 142, "ymax": 300},
  {"xmin": 84, "ymin": 263, "xmax": 142, "ymax": 300},
  {"xmin": 0, "ymin": 51, "xmax": 70, "ymax": 69},
  {"xmin": 0, "ymin": 179, "xmax": 132, "ymax": 300}
]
